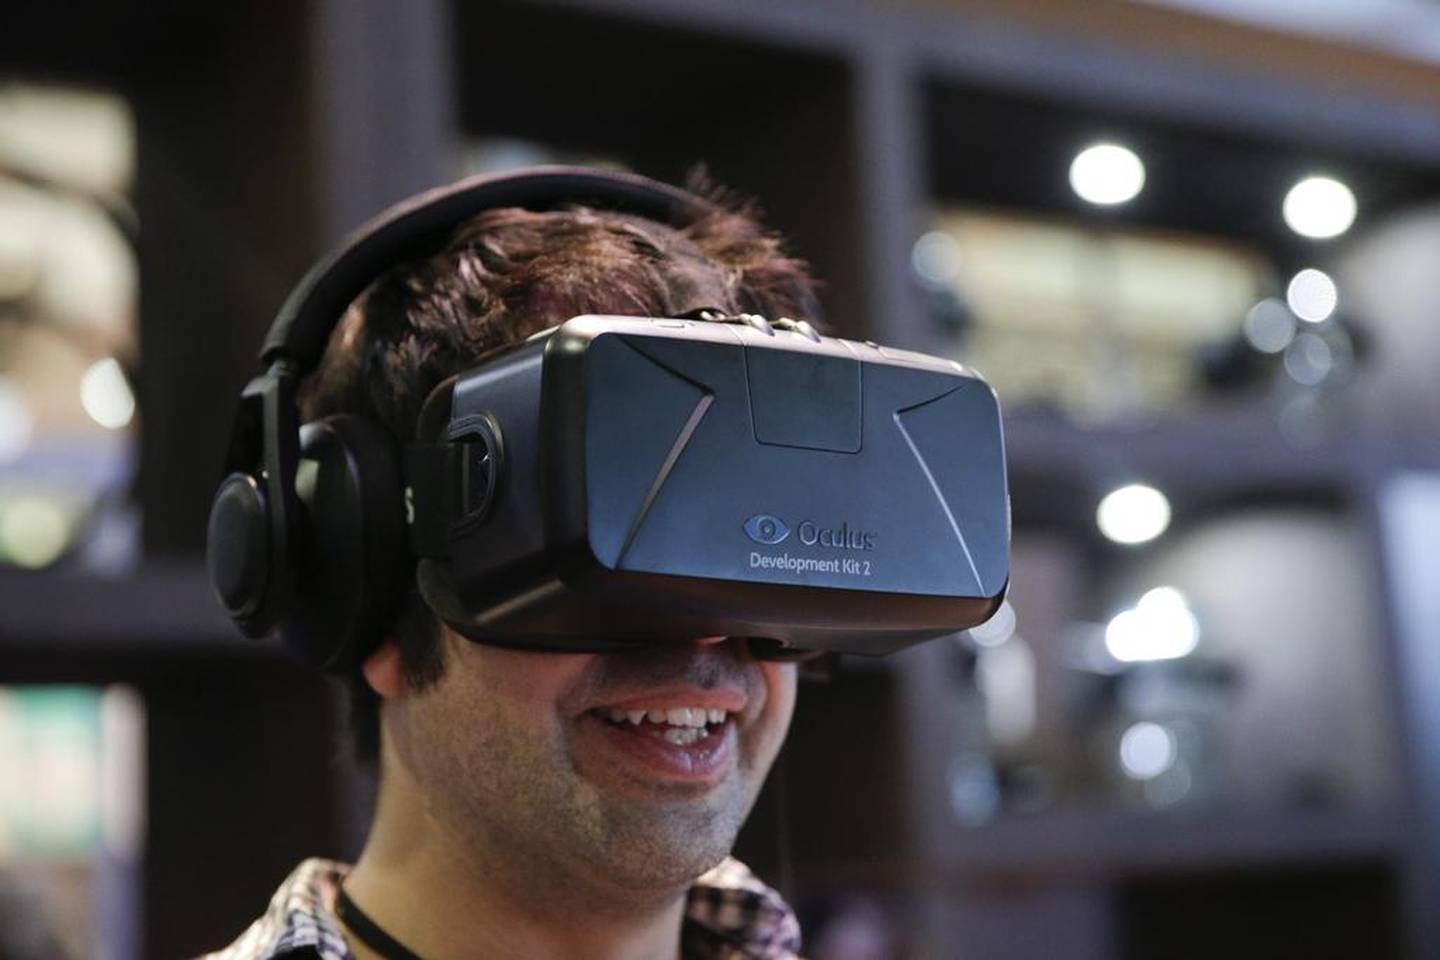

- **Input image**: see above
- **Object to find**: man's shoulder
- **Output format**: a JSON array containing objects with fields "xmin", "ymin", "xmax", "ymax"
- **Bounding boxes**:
[{"xmin": 195, "ymin": 858, "xmax": 354, "ymax": 960}]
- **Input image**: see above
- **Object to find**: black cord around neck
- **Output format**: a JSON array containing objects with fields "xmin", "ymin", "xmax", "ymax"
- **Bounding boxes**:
[{"xmin": 335, "ymin": 884, "xmax": 426, "ymax": 960}]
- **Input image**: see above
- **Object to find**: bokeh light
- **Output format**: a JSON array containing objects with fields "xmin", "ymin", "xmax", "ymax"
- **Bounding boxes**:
[
  {"xmin": 79, "ymin": 357, "xmax": 134, "ymax": 430},
  {"xmin": 911, "ymin": 230, "xmax": 963, "ymax": 286},
  {"xmin": 968, "ymin": 600, "xmax": 1017, "ymax": 648},
  {"xmin": 1286, "ymin": 268, "xmax": 1338, "ymax": 323},
  {"xmin": 1105, "ymin": 586, "xmax": 1201, "ymax": 663},
  {"xmin": 0, "ymin": 495, "xmax": 70, "ymax": 568},
  {"xmin": 1242, "ymin": 298, "xmax": 1297, "ymax": 354},
  {"xmin": 1097, "ymin": 483, "xmax": 1171, "ymax": 545},
  {"xmin": 1283, "ymin": 332, "xmax": 1334, "ymax": 386},
  {"xmin": 1120, "ymin": 721, "xmax": 1178, "ymax": 780},
  {"xmin": 1069, "ymin": 143, "xmax": 1145, "ymax": 205},
  {"xmin": 1283, "ymin": 176, "xmax": 1357, "ymax": 240}
]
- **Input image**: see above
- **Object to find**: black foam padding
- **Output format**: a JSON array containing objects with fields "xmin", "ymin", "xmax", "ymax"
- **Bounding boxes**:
[
  {"xmin": 206, "ymin": 473, "xmax": 269, "ymax": 620},
  {"xmin": 289, "ymin": 415, "xmax": 409, "ymax": 672}
]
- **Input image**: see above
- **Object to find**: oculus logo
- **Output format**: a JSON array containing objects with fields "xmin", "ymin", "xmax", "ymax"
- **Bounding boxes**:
[
  {"xmin": 798, "ymin": 520, "xmax": 875, "ymax": 552},
  {"xmin": 745, "ymin": 514, "xmax": 876, "ymax": 551},
  {"xmin": 744, "ymin": 514, "xmax": 791, "ymax": 545}
]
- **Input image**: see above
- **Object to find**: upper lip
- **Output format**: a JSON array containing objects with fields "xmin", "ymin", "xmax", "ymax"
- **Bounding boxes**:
[{"xmin": 586, "ymin": 686, "xmax": 747, "ymax": 716}]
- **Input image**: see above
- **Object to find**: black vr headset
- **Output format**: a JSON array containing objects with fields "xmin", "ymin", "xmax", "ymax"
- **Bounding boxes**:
[{"xmin": 206, "ymin": 167, "xmax": 1009, "ymax": 673}]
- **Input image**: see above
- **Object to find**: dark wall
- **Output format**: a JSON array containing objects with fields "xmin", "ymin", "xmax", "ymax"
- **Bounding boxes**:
[
  {"xmin": 133, "ymin": 5, "xmax": 323, "ymax": 556},
  {"xmin": 453, "ymin": 2, "xmax": 867, "ymax": 339}
]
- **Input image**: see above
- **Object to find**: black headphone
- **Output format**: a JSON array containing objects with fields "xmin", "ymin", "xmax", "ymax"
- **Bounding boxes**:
[{"xmin": 205, "ymin": 168, "xmax": 721, "ymax": 673}]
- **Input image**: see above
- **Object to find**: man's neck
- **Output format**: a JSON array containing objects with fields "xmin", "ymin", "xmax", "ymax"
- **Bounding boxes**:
[{"xmin": 337, "ymin": 771, "xmax": 689, "ymax": 960}]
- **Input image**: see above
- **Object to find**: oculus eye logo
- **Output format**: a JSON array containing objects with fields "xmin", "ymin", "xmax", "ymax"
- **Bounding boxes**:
[{"xmin": 744, "ymin": 514, "xmax": 791, "ymax": 545}]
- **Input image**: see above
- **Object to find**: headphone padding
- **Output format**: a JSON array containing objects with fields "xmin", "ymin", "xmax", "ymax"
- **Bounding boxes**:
[
  {"xmin": 206, "ymin": 472, "xmax": 271, "ymax": 626},
  {"xmin": 286, "ymin": 415, "xmax": 410, "ymax": 673}
]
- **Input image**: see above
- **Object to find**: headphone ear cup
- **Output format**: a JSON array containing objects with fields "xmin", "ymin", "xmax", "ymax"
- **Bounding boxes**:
[
  {"xmin": 207, "ymin": 472, "xmax": 274, "ymax": 629},
  {"xmin": 284, "ymin": 415, "xmax": 410, "ymax": 673}
]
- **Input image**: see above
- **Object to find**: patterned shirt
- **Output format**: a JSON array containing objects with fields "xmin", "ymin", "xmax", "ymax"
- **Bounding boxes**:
[{"xmin": 200, "ymin": 857, "xmax": 802, "ymax": 960}]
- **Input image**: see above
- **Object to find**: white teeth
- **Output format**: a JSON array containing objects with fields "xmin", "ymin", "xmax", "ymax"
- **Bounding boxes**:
[
  {"xmin": 663, "ymin": 726, "xmax": 704, "ymax": 746},
  {"xmin": 599, "ymin": 706, "xmax": 730, "ymax": 728},
  {"xmin": 667, "ymin": 707, "xmax": 715, "ymax": 728}
]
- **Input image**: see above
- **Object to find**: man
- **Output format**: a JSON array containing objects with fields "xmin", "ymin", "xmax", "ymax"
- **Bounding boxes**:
[{"xmin": 204, "ymin": 176, "xmax": 818, "ymax": 959}]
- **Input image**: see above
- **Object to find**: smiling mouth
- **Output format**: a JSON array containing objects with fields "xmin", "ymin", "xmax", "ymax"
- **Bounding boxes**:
[{"xmin": 589, "ymin": 706, "xmax": 732, "ymax": 746}]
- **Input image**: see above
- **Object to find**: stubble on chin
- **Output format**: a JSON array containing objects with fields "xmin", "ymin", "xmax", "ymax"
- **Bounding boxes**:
[
  {"xmin": 417, "ymin": 701, "xmax": 753, "ymax": 909},
  {"xmin": 406, "ymin": 640, "xmax": 790, "ymax": 911},
  {"xmin": 565, "ymin": 767, "xmax": 751, "ymax": 891}
]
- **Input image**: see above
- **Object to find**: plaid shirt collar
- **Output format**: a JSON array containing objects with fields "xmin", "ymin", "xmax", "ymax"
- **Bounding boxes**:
[{"xmin": 202, "ymin": 857, "xmax": 802, "ymax": 960}]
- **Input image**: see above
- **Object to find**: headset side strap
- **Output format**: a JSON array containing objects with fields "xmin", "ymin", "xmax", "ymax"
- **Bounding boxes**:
[
  {"xmin": 404, "ymin": 408, "xmax": 503, "ymax": 559},
  {"xmin": 402, "ymin": 444, "xmax": 461, "ymax": 558}
]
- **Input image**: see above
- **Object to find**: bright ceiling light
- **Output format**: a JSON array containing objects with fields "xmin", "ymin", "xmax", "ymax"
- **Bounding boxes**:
[
  {"xmin": 1105, "ymin": 587, "xmax": 1201, "ymax": 663},
  {"xmin": 1096, "ymin": 483, "xmax": 1171, "ymax": 545},
  {"xmin": 1283, "ymin": 176, "xmax": 1356, "ymax": 240},
  {"xmin": 1069, "ymin": 143, "xmax": 1146, "ymax": 206},
  {"xmin": 79, "ymin": 357, "xmax": 134, "ymax": 430},
  {"xmin": 1286, "ymin": 268, "xmax": 1338, "ymax": 323}
]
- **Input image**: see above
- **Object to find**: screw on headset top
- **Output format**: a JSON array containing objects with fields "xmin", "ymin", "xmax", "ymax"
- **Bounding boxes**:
[{"xmin": 694, "ymin": 310, "xmax": 776, "ymax": 336}]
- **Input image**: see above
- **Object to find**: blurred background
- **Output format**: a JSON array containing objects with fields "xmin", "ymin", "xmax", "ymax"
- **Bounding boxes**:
[{"xmin": 2, "ymin": 1, "xmax": 1439, "ymax": 957}]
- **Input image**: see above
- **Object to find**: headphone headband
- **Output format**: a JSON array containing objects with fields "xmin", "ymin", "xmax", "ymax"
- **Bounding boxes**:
[
  {"xmin": 262, "ymin": 166, "xmax": 718, "ymax": 373},
  {"xmin": 212, "ymin": 167, "xmax": 719, "ymax": 647}
]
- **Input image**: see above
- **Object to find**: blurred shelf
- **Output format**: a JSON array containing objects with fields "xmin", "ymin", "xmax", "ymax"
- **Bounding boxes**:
[
  {"xmin": 1002, "ymin": 409, "xmax": 1440, "ymax": 501},
  {"xmin": 0, "ymin": 562, "xmax": 270, "ymax": 656},
  {"xmin": 1002, "ymin": 408, "xmax": 1359, "ymax": 486},
  {"xmin": 794, "ymin": 807, "xmax": 1408, "ymax": 892},
  {"xmin": 548, "ymin": 0, "xmax": 1440, "ymax": 165},
  {"xmin": 945, "ymin": 806, "xmax": 1407, "ymax": 880}
]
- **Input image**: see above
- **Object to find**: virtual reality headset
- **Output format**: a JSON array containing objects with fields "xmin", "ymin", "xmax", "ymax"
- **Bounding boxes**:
[{"xmin": 206, "ymin": 168, "xmax": 1009, "ymax": 672}]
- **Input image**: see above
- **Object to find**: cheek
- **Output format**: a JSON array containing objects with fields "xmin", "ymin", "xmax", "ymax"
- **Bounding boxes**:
[
  {"xmin": 756, "ymin": 662, "xmax": 798, "ymax": 754},
  {"xmin": 403, "ymin": 641, "xmax": 596, "ymax": 769},
  {"xmin": 445, "ymin": 637, "xmax": 596, "ymax": 715}
]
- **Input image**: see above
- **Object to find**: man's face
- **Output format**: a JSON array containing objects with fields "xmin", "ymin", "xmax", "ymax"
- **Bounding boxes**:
[{"xmin": 388, "ymin": 631, "xmax": 797, "ymax": 897}]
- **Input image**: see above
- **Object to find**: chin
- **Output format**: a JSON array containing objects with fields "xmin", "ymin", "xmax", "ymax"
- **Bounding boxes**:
[{"xmin": 590, "ymin": 802, "xmax": 742, "ymax": 891}]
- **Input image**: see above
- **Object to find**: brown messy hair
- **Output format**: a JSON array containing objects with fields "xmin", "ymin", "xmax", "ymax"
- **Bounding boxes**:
[{"xmin": 299, "ymin": 177, "xmax": 819, "ymax": 764}]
